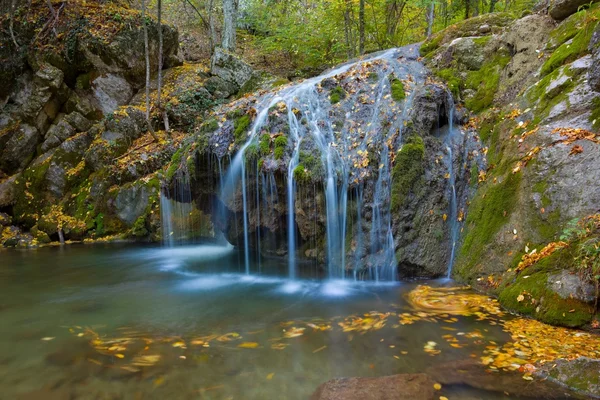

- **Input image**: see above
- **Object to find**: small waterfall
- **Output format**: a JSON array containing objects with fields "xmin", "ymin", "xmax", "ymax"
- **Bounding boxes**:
[
  {"xmin": 213, "ymin": 45, "xmax": 462, "ymax": 281},
  {"xmin": 160, "ymin": 191, "xmax": 174, "ymax": 247},
  {"xmin": 445, "ymin": 98, "xmax": 460, "ymax": 278}
]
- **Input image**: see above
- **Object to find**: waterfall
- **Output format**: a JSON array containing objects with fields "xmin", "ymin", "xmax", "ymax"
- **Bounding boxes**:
[
  {"xmin": 211, "ymin": 45, "xmax": 461, "ymax": 281},
  {"xmin": 160, "ymin": 191, "xmax": 174, "ymax": 247},
  {"xmin": 445, "ymin": 97, "xmax": 460, "ymax": 278}
]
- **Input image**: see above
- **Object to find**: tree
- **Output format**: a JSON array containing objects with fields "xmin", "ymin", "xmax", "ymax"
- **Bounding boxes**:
[
  {"xmin": 9, "ymin": 0, "xmax": 19, "ymax": 48},
  {"xmin": 157, "ymin": 0, "xmax": 170, "ymax": 132},
  {"xmin": 141, "ymin": 0, "xmax": 159, "ymax": 141},
  {"xmin": 359, "ymin": 0, "xmax": 365, "ymax": 54},
  {"xmin": 426, "ymin": 1, "xmax": 434, "ymax": 38},
  {"xmin": 222, "ymin": 0, "xmax": 237, "ymax": 51}
]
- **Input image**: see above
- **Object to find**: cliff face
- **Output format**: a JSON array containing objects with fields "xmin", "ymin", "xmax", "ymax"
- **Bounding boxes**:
[
  {"xmin": 422, "ymin": 6, "xmax": 600, "ymax": 327},
  {"xmin": 0, "ymin": 1, "xmax": 259, "ymax": 246}
]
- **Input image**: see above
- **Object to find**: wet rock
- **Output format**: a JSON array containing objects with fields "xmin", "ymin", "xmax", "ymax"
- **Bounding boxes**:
[
  {"xmin": 549, "ymin": 0, "xmax": 598, "ymax": 20},
  {"xmin": 448, "ymin": 37, "xmax": 486, "ymax": 70},
  {"xmin": 310, "ymin": 374, "xmax": 435, "ymax": 400},
  {"xmin": 535, "ymin": 357, "xmax": 600, "ymax": 397},
  {"xmin": 210, "ymin": 47, "xmax": 254, "ymax": 90},
  {"xmin": 91, "ymin": 74, "xmax": 134, "ymax": 115},
  {"xmin": 0, "ymin": 123, "xmax": 40, "ymax": 174},
  {"xmin": 545, "ymin": 71, "xmax": 572, "ymax": 99},
  {"xmin": 548, "ymin": 270, "xmax": 597, "ymax": 303},
  {"xmin": 427, "ymin": 359, "xmax": 580, "ymax": 398}
]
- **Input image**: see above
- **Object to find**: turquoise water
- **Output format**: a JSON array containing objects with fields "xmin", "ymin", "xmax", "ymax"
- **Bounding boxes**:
[{"xmin": 0, "ymin": 244, "xmax": 581, "ymax": 399}]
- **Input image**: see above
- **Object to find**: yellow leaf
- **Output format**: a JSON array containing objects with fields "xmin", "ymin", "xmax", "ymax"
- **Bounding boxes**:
[
  {"xmin": 115, "ymin": 354, "xmax": 125, "ymax": 359},
  {"xmin": 517, "ymin": 294, "xmax": 525, "ymax": 302},
  {"xmin": 266, "ymin": 373, "xmax": 275, "ymax": 380},
  {"xmin": 238, "ymin": 342, "xmax": 259, "ymax": 348},
  {"xmin": 434, "ymin": 383, "xmax": 442, "ymax": 390},
  {"xmin": 440, "ymin": 397, "xmax": 449, "ymax": 400}
]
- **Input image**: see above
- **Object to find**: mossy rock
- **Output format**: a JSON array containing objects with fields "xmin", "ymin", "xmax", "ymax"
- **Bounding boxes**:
[
  {"xmin": 390, "ymin": 79, "xmax": 406, "ymax": 102},
  {"xmin": 455, "ymin": 172, "xmax": 523, "ymax": 278},
  {"xmin": 391, "ymin": 135, "xmax": 425, "ymax": 212},
  {"xmin": 234, "ymin": 114, "xmax": 253, "ymax": 144},
  {"xmin": 498, "ymin": 270, "xmax": 593, "ymax": 328},
  {"xmin": 464, "ymin": 54, "xmax": 511, "ymax": 112},
  {"xmin": 421, "ymin": 12, "xmax": 515, "ymax": 56},
  {"xmin": 330, "ymin": 86, "xmax": 345, "ymax": 104}
]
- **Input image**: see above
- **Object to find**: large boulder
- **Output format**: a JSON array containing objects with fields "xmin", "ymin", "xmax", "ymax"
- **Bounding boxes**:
[
  {"xmin": 549, "ymin": 0, "xmax": 599, "ymax": 20},
  {"xmin": 210, "ymin": 48, "xmax": 254, "ymax": 90},
  {"xmin": 90, "ymin": 74, "xmax": 134, "ymax": 115},
  {"xmin": 535, "ymin": 357, "xmax": 600, "ymax": 397}
]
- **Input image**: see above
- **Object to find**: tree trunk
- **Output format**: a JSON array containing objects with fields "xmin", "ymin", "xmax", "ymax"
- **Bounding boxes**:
[
  {"xmin": 465, "ymin": 0, "xmax": 470, "ymax": 19},
  {"xmin": 9, "ymin": 0, "xmax": 19, "ymax": 48},
  {"xmin": 426, "ymin": 2, "xmax": 434, "ymax": 38},
  {"xmin": 141, "ymin": 0, "xmax": 158, "ymax": 141},
  {"xmin": 344, "ymin": 0, "xmax": 354, "ymax": 58},
  {"xmin": 222, "ymin": 0, "xmax": 237, "ymax": 52},
  {"xmin": 156, "ymin": 0, "xmax": 170, "ymax": 133},
  {"xmin": 208, "ymin": 0, "xmax": 218, "ymax": 53},
  {"xmin": 359, "ymin": 0, "xmax": 365, "ymax": 55}
]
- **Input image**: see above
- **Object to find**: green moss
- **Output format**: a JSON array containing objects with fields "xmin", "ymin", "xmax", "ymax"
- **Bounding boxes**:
[
  {"xmin": 434, "ymin": 68, "xmax": 462, "ymax": 99},
  {"xmin": 245, "ymin": 143, "xmax": 259, "ymax": 160},
  {"xmin": 469, "ymin": 162, "xmax": 479, "ymax": 187},
  {"xmin": 131, "ymin": 215, "xmax": 149, "ymax": 238},
  {"xmin": 590, "ymin": 97, "xmax": 600, "ymax": 130},
  {"xmin": 498, "ymin": 269, "xmax": 593, "ymax": 328},
  {"xmin": 299, "ymin": 151, "xmax": 324, "ymax": 180},
  {"xmin": 234, "ymin": 114, "xmax": 252, "ymax": 144},
  {"xmin": 390, "ymin": 78, "xmax": 406, "ymax": 102},
  {"xmin": 166, "ymin": 148, "xmax": 184, "ymax": 181},
  {"xmin": 198, "ymin": 118, "xmax": 218, "ymax": 134},
  {"xmin": 458, "ymin": 172, "xmax": 522, "ymax": 270},
  {"xmin": 540, "ymin": 18, "xmax": 599, "ymax": 77},
  {"xmin": 274, "ymin": 135, "xmax": 287, "ymax": 148},
  {"xmin": 274, "ymin": 146, "xmax": 285, "ymax": 159},
  {"xmin": 464, "ymin": 54, "xmax": 511, "ymax": 112},
  {"xmin": 391, "ymin": 135, "xmax": 425, "ymax": 212},
  {"xmin": 293, "ymin": 164, "xmax": 308, "ymax": 183},
  {"xmin": 368, "ymin": 72, "xmax": 379, "ymax": 82},
  {"xmin": 271, "ymin": 78, "xmax": 290, "ymax": 87},
  {"xmin": 259, "ymin": 134, "xmax": 271, "ymax": 155},
  {"xmin": 330, "ymin": 86, "xmax": 345, "ymax": 104},
  {"xmin": 546, "ymin": 4, "xmax": 600, "ymax": 48},
  {"xmin": 472, "ymin": 36, "xmax": 492, "ymax": 46}
]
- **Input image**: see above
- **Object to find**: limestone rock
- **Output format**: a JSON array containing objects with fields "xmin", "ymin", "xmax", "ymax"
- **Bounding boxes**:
[
  {"xmin": 310, "ymin": 374, "xmax": 435, "ymax": 400},
  {"xmin": 91, "ymin": 74, "xmax": 134, "ymax": 115},
  {"xmin": 112, "ymin": 182, "xmax": 151, "ymax": 226},
  {"xmin": 0, "ymin": 174, "xmax": 19, "ymax": 208},
  {"xmin": 210, "ymin": 47, "xmax": 254, "ymax": 90},
  {"xmin": 549, "ymin": 0, "xmax": 599, "ymax": 20},
  {"xmin": 479, "ymin": 24, "xmax": 491, "ymax": 33}
]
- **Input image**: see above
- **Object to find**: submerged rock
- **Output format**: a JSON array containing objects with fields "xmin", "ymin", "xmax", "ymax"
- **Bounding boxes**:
[
  {"xmin": 310, "ymin": 374, "xmax": 435, "ymax": 400},
  {"xmin": 536, "ymin": 357, "xmax": 600, "ymax": 398}
]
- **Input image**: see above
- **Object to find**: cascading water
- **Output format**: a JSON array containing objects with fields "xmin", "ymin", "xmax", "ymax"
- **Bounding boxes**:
[
  {"xmin": 444, "ymin": 96, "xmax": 461, "ymax": 278},
  {"xmin": 216, "ymin": 46, "xmax": 433, "ymax": 281}
]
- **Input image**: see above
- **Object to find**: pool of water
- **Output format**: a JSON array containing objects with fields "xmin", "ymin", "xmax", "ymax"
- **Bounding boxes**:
[{"xmin": 0, "ymin": 244, "xmax": 583, "ymax": 399}]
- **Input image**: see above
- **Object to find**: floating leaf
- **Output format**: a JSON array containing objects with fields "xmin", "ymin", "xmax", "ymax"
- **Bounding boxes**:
[{"xmin": 238, "ymin": 342, "xmax": 259, "ymax": 349}]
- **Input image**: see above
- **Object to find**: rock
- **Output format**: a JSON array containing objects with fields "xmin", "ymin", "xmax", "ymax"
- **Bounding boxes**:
[
  {"xmin": 0, "ymin": 123, "xmax": 40, "ymax": 174},
  {"xmin": 427, "ymin": 359, "xmax": 580, "ymax": 398},
  {"xmin": 2, "ymin": 225, "xmax": 22, "ymax": 247},
  {"xmin": 310, "ymin": 374, "xmax": 435, "ymax": 400},
  {"xmin": 549, "ymin": 0, "xmax": 599, "ymax": 20},
  {"xmin": 63, "ymin": 111, "xmax": 92, "ymax": 133},
  {"xmin": 535, "ymin": 357, "xmax": 600, "ymax": 397},
  {"xmin": 204, "ymin": 76, "xmax": 237, "ymax": 99},
  {"xmin": 588, "ymin": 25, "xmax": 600, "ymax": 91},
  {"xmin": 0, "ymin": 212, "xmax": 11, "ymax": 226},
  {"xmin": 447, "ymin": 37, "xmax": 486, "ymax": 70},
  {"xmin": 479, "ymin": 24, "xmax": 491, "ymax": 33},
  {"xmin": 34, "ymin": 64, "xmax": 64, "ymax": 90},
  {"xmin": 91, "ymin": 74, "xmax": 134, "ymax": 115},
  {"xmin": 210, "ymin": 47, "xmax": 254, "ymax": 90},
  {"xmin": 0, "ymin": 174, "xmax": 18, "ymax": 207},
  {"xmin": 498, "ymin": 14, "xmax": 555, "ymax": 102},
  {"xmin": 113, "ymin": 182, "xmax": 151, "ymax": 226},
  {"xmin": 545, "ymin": 71, "xmax": 572, "ymax": 99},
  {"xmin": 548, "ymin": 270, "xmax": 597, "ymax": 303},
  {"xmin": 65, "ymin": 92, "xmax": 96, "ymax": 119},
  {"xmin": 41, "ymin": 119, "xmax": 76, "ymax": 152}
]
